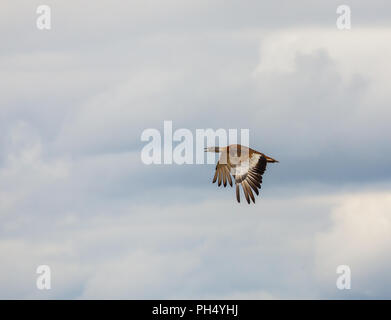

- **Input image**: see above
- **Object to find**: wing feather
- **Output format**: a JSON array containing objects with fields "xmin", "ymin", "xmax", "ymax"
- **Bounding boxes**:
[
  {"xmin": 232, "ymin": 154, "xmax": 267, "ymax": 203},
  {"xmin": 213, "ymin": 169, "xmax": 218, "ymax": 184},
  {"xmin": 226, "ymin": 169, "xmax": 233, "ymax": 187},
  {"xmin": 242, "ymin": 181, "xmax": 250, "ymax": 204},
  {"xmin": 212, "ymin": 154, "xmax": 233, "ymax": 189},
  {"xmin": 246, "ymin": 178, "xmax": 259, "ymax": 196},
  {"xmin": 243, "ymin": 181, "xmax": 255, "ymax": 203},
  {"xmin": 222, "ymin": 168, "xmax": 227, "ymax": 187}
]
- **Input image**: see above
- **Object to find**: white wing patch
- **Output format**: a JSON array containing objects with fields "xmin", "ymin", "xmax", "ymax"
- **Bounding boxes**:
[
  {"xmin": 230, "ymin": 162, "xmax": 249, "ymax": 176},
  {"xmin": 231, "ymin": 153, "xmax": 261, "ymax": 178},
  {"xmin": 249, "ymin": 153, "xmax": 261, "ymax": 166}
]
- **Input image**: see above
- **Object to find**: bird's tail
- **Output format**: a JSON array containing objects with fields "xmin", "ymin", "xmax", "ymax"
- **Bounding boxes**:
[{"xmin": 265, "ymin": 155, "xmax": 279, "ymax": 163}]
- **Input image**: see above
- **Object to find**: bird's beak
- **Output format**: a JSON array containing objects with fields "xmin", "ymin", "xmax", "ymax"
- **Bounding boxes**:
[{"xmin": 204, "ymin": 147, "xmax": 208, "ymax": 152}]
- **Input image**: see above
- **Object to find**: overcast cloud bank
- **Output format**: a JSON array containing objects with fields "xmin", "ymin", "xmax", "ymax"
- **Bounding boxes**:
[{"xmin": 1, "ymin": 1, "xmax": 391, "ymax": 299}]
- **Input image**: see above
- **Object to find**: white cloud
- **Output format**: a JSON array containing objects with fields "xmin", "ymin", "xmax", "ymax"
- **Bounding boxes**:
[
  {"xmin": 1, "ymin": 176, "xmax": 391, "ymax": 299},
  {"xmin": 315, "ymin": 192, "xmax": 391, "ymax": 298},
  {"xmin": 0, "ymin": 122, "xmax": 70, "ymax": 218},
  {"xmin": 255, "ymin": 28, "xmax": 391, "ymax": 83},
  {"xmin": 0, "ymin": 190, "xmax": 331, "ymax": 299}
]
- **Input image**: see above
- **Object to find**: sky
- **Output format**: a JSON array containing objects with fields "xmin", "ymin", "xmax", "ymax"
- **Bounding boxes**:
[{"xmin": 1, "ymin": 0, "xmax": 391, "ymax": 299}]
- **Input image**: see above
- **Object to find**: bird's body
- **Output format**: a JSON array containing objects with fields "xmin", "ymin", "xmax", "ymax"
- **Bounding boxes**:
[{"xmin": 205, "ymin": 144, "xmax": 278, "ymax": 204}]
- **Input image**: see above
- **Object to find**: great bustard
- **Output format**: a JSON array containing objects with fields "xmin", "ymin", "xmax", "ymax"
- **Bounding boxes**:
[{"xmin": 205, "ymin": 144, "xmax": 278, "ymax": 204}]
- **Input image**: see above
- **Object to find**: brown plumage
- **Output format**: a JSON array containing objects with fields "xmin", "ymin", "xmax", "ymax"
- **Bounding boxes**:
[{"xmin": 205, "ymin": 144, "xmax": 278, "ymax": 204}]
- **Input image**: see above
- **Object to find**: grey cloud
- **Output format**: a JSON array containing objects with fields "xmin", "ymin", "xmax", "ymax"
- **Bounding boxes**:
[
  {"xmin": 0, "ymin": 192, "xmax": 331, "ymax": 299},
  {"xmin": 1, "ymin": 1, "xmax": 391, "ymax": 299}
]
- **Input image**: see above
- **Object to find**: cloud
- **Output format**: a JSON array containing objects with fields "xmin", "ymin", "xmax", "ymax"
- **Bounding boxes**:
[
  {"xmin": 3, "ymin": 188, "xmax": 390, "ymax": 299},
  {"xmin": 1, "ymin": 1, "xmax": 391, "ymax": 299},
  {"xmin": 0, "ymin": 122, "xmax": 70, "ymax": 220},
  {"xmin": 315, "ymin": 191, "xmax": 391, "ymax": 298},
  {"xmin": 0, "ymin": 192, "xmax": 329, "ymax": 299}
]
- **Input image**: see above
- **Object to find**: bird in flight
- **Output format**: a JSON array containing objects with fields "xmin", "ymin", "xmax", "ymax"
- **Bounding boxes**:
[{"xmin": 205, "ymin": 144, "xmax": 278, "ymax": 204}]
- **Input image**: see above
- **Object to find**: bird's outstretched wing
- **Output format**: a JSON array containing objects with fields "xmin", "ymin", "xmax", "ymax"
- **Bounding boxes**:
[
  {"xmin": 232, "ymin": 154, "xmax": 267, "ymax": 204},
  {"xmin": 212, "ymin": 161, "xmax": 233, "ymax": 188}
]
